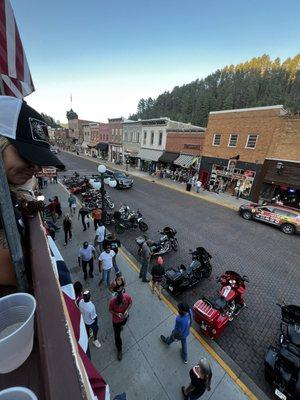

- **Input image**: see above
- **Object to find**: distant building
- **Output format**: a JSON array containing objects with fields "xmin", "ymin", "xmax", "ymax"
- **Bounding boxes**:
[
  {"xmin": 108, "ymin": 117, "xmax": 125, "ymax": 163},
  {"xmin": 66, "ymin": 109, "xmax": 99, "ymax": 142},
  {"xmin": 122, "ymin": 120, "xmax": 142, "ymax": 167}
]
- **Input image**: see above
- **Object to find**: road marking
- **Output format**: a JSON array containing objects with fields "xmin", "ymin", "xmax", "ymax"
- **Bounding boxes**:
[{"xmin": 120, "ymin": 248, "xmax": 257, "ymax": 400}]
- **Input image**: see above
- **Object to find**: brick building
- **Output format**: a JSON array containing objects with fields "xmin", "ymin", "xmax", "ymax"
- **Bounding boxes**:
[
  {"xmin": 199, "ymin": 105, "xmax": 287, "ymax": 200},
  {"xmin": 108, "ymin": 117, "xmax": 124, "ymax": 163},
  {"xmin": 259, "ymin": 115, "xmax": 300, "ymax": 207}
]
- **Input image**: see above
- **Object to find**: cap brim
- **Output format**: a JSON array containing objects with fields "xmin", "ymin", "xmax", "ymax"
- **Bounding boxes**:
[{"xmin": 8, "ymin": 139, "xmax": 65, "ymax": 170}]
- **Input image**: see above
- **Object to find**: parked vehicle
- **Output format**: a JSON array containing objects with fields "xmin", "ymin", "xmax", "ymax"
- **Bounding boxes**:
[
  {"xmin": 105, "ymin": 169, "xmax": 133, "ymax": 189},
  {"xmin": 81, "ymin": 189, "xmax": 114, "ymax": 210},
  {"xmin": 265, "ymin": 304, "xmax": 300, "ymax": 400},
  {"xmin": 193, "ymin": 271, "xmax": 248, "ymax": 339},
  {"xmin": 115, "ymin": 209, "xmax": 148, "ymax": 234},
  {"xmin": 239, "ymin": 203, "xmax": 300, "ymax": 235},
  {"xmin": 136, "ymin": 227, "xmax": 178, "ymax": 257},
  {"xmin": 164, "ymin": 247, "xmax": 212, "ymax": 296}
]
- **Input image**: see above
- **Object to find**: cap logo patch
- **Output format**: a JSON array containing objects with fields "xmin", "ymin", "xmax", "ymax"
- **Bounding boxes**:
[{"xmin": 29, "ymin": 118, "xmax": 49, "ymax": 144}]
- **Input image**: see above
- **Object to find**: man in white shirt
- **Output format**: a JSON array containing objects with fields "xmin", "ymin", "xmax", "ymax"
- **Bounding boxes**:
[
  {"xmin": 78, "ymin": 241, "xmax": 96, "ymax": 280},
  {"xmin": 94, "ymin": 222, "xmax": 106, "ymax": 253},
  {"xmin": 79, "ymin": 291, "xmax": 101, "ymax": 348},
  {"xmin": 196, "ymin": 180, "xmax": 202, "ymax": 193},
  {"xmin": 98, "ymin": 244, "xmax": 116, "ymax": 286}
]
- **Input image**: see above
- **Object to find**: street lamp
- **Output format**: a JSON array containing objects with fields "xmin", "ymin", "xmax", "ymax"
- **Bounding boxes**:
[{"xmin": 97, "ymin": 164, "xmax": 117, "ymax": 217}]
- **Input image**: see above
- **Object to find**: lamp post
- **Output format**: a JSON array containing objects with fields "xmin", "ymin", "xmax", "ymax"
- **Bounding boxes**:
[{"xmin": 95, "ymin": 165, "xmax": 117, "ymax": 219}]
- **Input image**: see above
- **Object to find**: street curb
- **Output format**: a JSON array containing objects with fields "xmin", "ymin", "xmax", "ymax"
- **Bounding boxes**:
[
  {"xmin": 61, "ymin": 151, "xmax": 241, "ymax": 211},
  {"xmin": 119, "ymin": 247, "xmax": 270, "ymax": 400}
]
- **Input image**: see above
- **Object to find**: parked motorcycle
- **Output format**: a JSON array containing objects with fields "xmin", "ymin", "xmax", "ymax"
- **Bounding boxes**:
[
  {"xmin": 115, "ymin": 209, "xmax": 148, "ymax": 234},
  {"xmin": 136, "ymin": 227, "xmax": 178, "ymax": 257},
  {"xmin": 164, "ymin": 247, "xmax": 212, "ymax": 296},
  {"xmin": 265, "ymin": 304, "xmax": 300, "ymax": 400},
  {"xmin": 82, "ymin": 189, "xmax": 114, "ymax": 210},
  {"xmin": 193, "ymin": 270, "xmax": 248, "ymax": 339}
]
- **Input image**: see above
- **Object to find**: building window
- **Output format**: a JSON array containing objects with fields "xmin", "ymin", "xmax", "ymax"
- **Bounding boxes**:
[
  {"xmin": 151, "ymin": 131, "xmax": 154, "ymax": 145},
  {"xmin": 213, "ymin": 134, "xmax": 221, "ymax": 146},
  {"xmin": 143, "ymin": 131, "xmax": 147, "ymax": 145},
  {"xmin": 246, "ymin": 134, "xmax": 258, "ymax": 149},
  {"xmin": 130, "ymin": 132, "xmax": 133, "ymax": 142},
  {"xmin": 158, "ymin": 131, "xmax": 163, "ymax": 146},
  {"xmin": 124, "ymin": 132, "xmax": 128, "ymax": 142},
  {"xmin": 228, "ymin": 134, "xmax": 238, "ymax": 147},
  {"xmin": 137, "ymin": 132, "xmax": 140, "ymax": 143}
]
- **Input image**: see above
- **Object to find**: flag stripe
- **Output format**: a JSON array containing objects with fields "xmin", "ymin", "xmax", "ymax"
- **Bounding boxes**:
[
  {"xmin": 5, "ymin": 0, "xmax": 16, "ymax": 78},
  {"xmin": 15, "ymin": 22, "xmax": 24, "ymax": 81},
  {"xmin": 0, "ymin": 0, "xmax": 8, "ymax": 75}
]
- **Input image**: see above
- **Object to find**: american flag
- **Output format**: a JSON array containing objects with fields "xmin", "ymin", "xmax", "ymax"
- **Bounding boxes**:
[{"xmin": 0, "ymin": 0, "xmax": 35, "ymax": 98}]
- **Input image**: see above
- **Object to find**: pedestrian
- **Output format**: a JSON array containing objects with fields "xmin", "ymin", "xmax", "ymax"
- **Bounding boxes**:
[
  {"xmin": 53, "ymin": 196, "xmax": 62, "ymax": 218},
  {"xmin": 160, "ymin": 303, "xmax": 192, "ymax": 364},
  {"xmin": 109, "ymin": 272, "xmax": 126, "ymax": 295},
  {"xmin": 195, "ymin": 180, "xmax": 202, "ymax": 193},
  {"xmin": 234, "ymin": 181, "xmax": 241, "ymax": 198},
  {"xmin": 43, "ymin": 176, "xmax": 48, "ymax": 188},
  {"xmin": 38, "ymin": 176, "xmax": 43, "ymax": 190},
  {"xmin": 186, "ymin": 177, "xmax": 192, "ymax": 192},
  {"xmin": 79, "ymin": 291, "xmax": 101, "ymax": 348},
  {"xmin": 47, "ymin": 198, "xmax": 57, "ymax": 222},
  {"xmin": 139, "ymin": 239, "xmax": 151, "ymax": 283},
  {"xmin": 98, "ymin": 244, "xmax": 115, "ymax": 287},
  {"xmin": 104, "ymin": 233, "xmax": 121, "ymax": 273},
  {"xmin": 74, "ymin": 281, "xmax": 83, "ymax": 307},
  {"xmin": 109, "ymin": 291, "xmax": 132, "ymax": 360},
  {"xmin": 91, "ymin": 207, "xmax": 102, "ymax": 230},
  {"xmin": 181, "ymin": 358, "xmax": 212, "ymax": 399},
  {"xmin": 78, "ymin": 241, "xmax": 96, "ymax": 281},
  {"xmin": 94, "ymin": 222, "xmax": 106, "ymax": 253},
  {"xmin": 63, "ymin": 214, "xmax": 72, "ymax": 245},
  {"xmin": 78, "ymin": 204, "xmax": 90, "ymax": 231},
  {"xmin": 53, "ymin": 173, "xmax": 58, "ymax": 184},
  {"xmin": 68, "ymin": 193, "xmax": 77, "ymax": 216},
  {"xmin": 151, "ymin": 256, "xmax": 165, "ymax": 300}
]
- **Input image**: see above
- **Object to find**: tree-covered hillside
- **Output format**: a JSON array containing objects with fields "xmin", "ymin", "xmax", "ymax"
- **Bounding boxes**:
[{"xmin": 130, "ymin": 55, "xmax": 300, "ymax": 126}]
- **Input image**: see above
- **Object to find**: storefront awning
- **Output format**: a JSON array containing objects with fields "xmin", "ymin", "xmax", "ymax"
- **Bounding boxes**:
[
  {"xmin": 137, "ymin": 148, "xmax": 163, "ymax": 162},
  {"xmin": 97, "ymin": 142, "xmax": 109, "ymax": 151},
  {"xmin": 174, "ymin": 154, "xmax": 198, "ymax": 168},
  {"xmin": 158, "ymin": 151, "xmax": 179, "ymax": 163}
]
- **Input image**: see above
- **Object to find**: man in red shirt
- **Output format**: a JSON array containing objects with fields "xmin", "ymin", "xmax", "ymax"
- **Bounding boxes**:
[{"xmin": 109, "ymin": 292, "xmax": 132, "ymax": 361}]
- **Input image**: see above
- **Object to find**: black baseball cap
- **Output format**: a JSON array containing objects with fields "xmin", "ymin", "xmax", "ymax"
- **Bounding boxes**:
[{"xmin": 0, "ymin": 96, "xmax": 65, "ymax": 169}]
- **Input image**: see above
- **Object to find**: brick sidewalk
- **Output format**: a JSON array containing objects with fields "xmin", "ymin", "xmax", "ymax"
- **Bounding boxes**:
[
  {"xmin": 61, "ymin": 150, "xmax": 250, "ymax": 211},
  {"xmin": 43, "ymin": 181, "xmax": 268, "ymax": 400}
]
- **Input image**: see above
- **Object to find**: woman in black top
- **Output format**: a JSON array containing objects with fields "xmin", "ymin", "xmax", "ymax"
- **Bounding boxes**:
[{"xmin": 182, "ymin": 358, "xmax": 212, "ymax": 399}]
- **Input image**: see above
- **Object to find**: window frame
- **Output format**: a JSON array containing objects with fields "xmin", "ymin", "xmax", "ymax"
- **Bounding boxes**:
[
  {"xmin": 245, "ymin": 134, "xmax": 258, "ymax": 149},
  {"xmin": 158, "ymin": 131, "xmax": 163, "ymax": 146},
  {"xmin": 150, "ymin": 131, "xmax": 154, "ymax": 145},
  {"xmin": 143, "ymin": 131, "xmax": 147, "ymax": 145},
  {"xmin": 228, "ymin": 134, "xmax": 238, "ymax": 148},
  {"xmin": 213, "ymin": 134, "xmax": 221, "ymax": 146}
]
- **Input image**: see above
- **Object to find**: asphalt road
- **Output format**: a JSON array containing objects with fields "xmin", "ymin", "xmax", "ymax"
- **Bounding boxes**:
[{"xmin": 58, "ymin": 152, "xmax": 300, "ymax": 398}]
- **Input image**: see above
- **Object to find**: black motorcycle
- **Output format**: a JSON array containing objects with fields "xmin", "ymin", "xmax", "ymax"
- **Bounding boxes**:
[
  {"xmin": 265, "ymin": 304, "xmax": 300, "ymax": 400},
  {"xmin": 115, "ymin": 210, "xmax": 148, "ymax": 234},
  {"xmin": 136, "ymin": 227, "xmax": 178, "ymax": 257},
  {"xmin": 164, "ymin": 247, "xmax": 212, "ymax": 296}
]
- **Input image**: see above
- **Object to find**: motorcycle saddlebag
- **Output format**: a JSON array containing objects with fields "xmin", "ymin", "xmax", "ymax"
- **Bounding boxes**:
[
  {"xmin": 136, "ymin": 236, "xmax": 146, "ymax": 245},
  {"xmin": 264, "ymin": 345, "xmax": 277, "ymax": 383},
  {"xmin": 193, "ymin": 299, "xmax": 220, "ymax": 324},
  {"xmin": 165, "ymin": 269, "xmax": 182, "ymax": 282}
]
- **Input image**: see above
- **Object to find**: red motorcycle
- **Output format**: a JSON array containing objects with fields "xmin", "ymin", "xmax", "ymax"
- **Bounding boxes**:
[{"xmin": 193, "ymin": 271, "xmax": 249, "ymax": 339}]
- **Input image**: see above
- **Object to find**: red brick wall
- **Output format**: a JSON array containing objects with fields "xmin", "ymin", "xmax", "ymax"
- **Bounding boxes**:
[
  {"xmin": 166, "ymin": 132, "xmax": 205, "ymax": 155},
  {"xmin": 202, "ymin": 107, "xmax": 284, "ymax": 164}
]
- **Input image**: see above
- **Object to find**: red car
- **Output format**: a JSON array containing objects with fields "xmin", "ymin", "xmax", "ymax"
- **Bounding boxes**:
[{"xmin": 239, "ymin": 203, "xmax": 300, "ymax": 235}]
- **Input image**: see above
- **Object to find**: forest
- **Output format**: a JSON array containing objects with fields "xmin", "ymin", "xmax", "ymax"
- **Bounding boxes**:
[{"xmin": 130, "ymin": 55, "xmax": 300, "ymax": 126}]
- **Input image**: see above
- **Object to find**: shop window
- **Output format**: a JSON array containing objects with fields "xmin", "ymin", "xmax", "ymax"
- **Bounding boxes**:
[
  {"xmin": 151, "ymin": 131, "xmax": 154, "ymax": 145},
  {"xmin": 158, "ymin": 131, "xmax": 163, "ymax": 146},
  {"xmin": 143, "ymin": 131, "xmax": 147, "ymax": 145},
  {"xmin": 137, "ymin": 132, "xmax": 140, "ymax": 143},
  {"xmin": 228, "ymin": 134, "xmax": 238, "ymax": 147},
  {"xmin": 124, "ymin": 132, "xmax": 128, "ymax": 141},
  {"xmin": 213, "ymin": 134, "xmax": 221, "ymax": 146},
  {"xmin": 246, "ymin": 134, "xmax": 258, "ymax": 149}
]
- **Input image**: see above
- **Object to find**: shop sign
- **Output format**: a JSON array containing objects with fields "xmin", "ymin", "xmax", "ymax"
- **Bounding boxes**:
[{"xmin": 36, "ymin": 167, "xmax": 57, "ymax": 177}]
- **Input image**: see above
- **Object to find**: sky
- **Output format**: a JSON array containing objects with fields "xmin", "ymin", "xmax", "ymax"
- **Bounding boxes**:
[{"xmin": 11, "ymin": 0, "xmax": 300, "ymax": 123}]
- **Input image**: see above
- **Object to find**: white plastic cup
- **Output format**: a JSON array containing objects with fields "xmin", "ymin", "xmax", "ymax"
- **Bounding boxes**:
[
  {"xmin": 0, "ymin": 293, "xmax": 36, "ymax": 373},
  {"xmin": 0, "ymin": 387, "xmax": 38, "ymax": 400}
]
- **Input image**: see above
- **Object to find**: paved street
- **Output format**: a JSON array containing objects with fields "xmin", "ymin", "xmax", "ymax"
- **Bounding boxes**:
[{"xmin": 58, "ymin": 151, "xmax": 300, "ymax": 398}]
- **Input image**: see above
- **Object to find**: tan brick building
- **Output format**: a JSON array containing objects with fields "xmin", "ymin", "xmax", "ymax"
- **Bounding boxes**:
[
  {"xmin": 199, "ymin": 105, "xmax": 293, "ymax": 201},
  {"xmin": 166, "ymin": 131, "xmax": 205, "ymax": 155}
]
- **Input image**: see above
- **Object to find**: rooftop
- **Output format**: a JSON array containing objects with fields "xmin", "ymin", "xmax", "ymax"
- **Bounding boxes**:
[{"xmin": 210, "ymin": 105, "xmax": 286, "ymax": 115}]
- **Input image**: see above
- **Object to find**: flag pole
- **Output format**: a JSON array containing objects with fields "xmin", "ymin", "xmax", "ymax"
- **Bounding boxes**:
[{"xmin": 0, "ymin": 79, "xmax": 29, "ymax": 292}]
